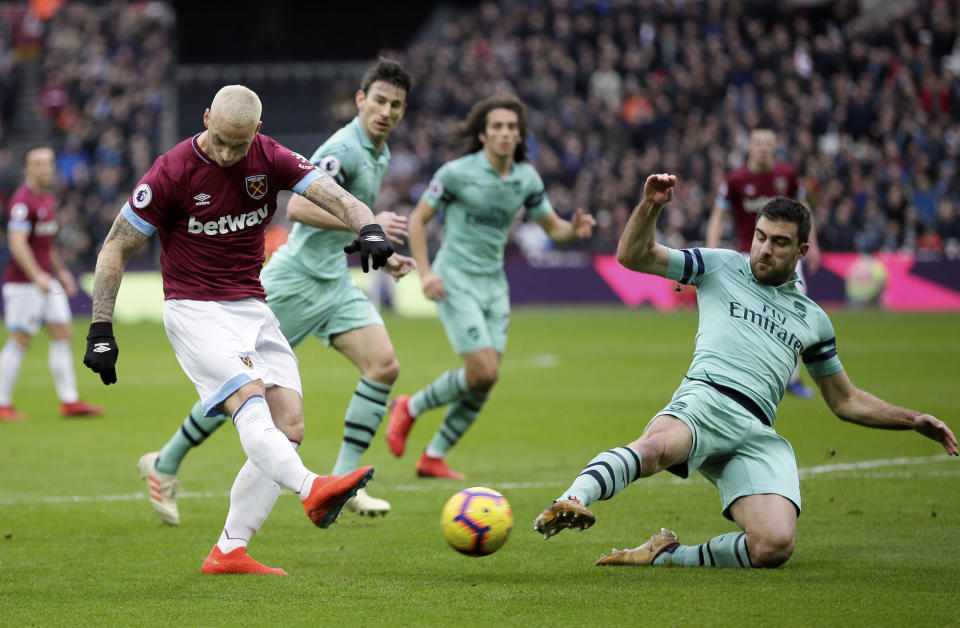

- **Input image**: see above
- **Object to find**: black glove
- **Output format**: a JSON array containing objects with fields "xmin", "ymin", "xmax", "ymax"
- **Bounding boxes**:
[
  {"xmin": 83, "ymin": 321, "xmax": 118, "ymax": 385},
  {"xmin": 343, "ymin": 223, "xmax": 393, "ymax": 272}
]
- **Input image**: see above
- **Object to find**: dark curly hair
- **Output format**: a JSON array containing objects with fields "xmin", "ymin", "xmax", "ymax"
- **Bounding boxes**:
[{"xmin": 455, "ymin": 94, "xmax": 528, "ymax": 162}]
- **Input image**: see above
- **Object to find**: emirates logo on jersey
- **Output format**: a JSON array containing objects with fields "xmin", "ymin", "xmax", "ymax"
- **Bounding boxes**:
[
  {"xmin": 245, "ymin": 175, "xmax": 268, "ymax": 200},
  {"xmin": 775, "ymin": 177, "xmax": 788, "ymax": 194}
]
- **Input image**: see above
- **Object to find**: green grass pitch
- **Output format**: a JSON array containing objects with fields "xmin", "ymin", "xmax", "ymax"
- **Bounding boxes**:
[{"xmin": 1, "ymin": 307, "xmax": 958, "ymax": 626}]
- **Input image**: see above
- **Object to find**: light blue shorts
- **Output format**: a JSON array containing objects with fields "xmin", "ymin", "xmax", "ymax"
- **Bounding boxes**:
[
  {"xmin": 433, "ymin": 261, "xmax": 510, "ymax": 355},
  {"xmin": 649, "ymin": 379, "xmax": 801, "ymax": 521},
  {"xmin": 261, "ymin": 266, "xmax": 382, "ymax": 348}
]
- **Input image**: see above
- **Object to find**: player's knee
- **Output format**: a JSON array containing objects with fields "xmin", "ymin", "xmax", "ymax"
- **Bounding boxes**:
[
  {"xmin": 631, "ymin": 437, "xmax": 666, "ymax": 475},
  {"xmin": 747, "ymin": 531, "xmax": 795, "ymax": 567},
  {"xmin": 366, "ymin": 355, "xmax": 400, "ymax": 385},
  {"xmin": 47, "ymin": 324, "xmax": 72, "ymax": 341},
  {"xmin": 8, "ymin": 333, "xmax": 31, "ymax": 349},
  {"xmin": 466, "ymin": 365, "xmax": 498, "ymax": 392}
]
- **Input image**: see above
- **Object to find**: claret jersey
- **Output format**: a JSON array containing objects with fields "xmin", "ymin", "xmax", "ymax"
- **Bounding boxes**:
[
  {"xmin": 716, "ymin": 162, "xmax": 802, "ymax": 252},
  {"xmin": 121, "ymin": 133, "xmax": 323, "ymax": 300},
  {"xmin": 4, "ymin": 184, "xmax": 58, "ymax": 284}
]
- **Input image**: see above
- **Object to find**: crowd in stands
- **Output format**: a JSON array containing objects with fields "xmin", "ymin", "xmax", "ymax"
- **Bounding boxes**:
[
  {"xmin": 2, "ymin": 0, "xmax": 960, "ymax": 268},
  {"xmin": 0, "ymin": 2, "xmax": 174, "ymax": 267},
  {"xmin": 373, "ymin": 0, "xmax": 960, "ymax": 260}
]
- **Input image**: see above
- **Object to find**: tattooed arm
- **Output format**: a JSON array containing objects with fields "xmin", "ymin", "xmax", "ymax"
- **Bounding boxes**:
[
  {"xmin": 92, "ymin": 213, "xmax": 150, "ymax": 323},
  {"xmin": 301, "ymin": 176, "xmax": 377, "ymax": 234}
]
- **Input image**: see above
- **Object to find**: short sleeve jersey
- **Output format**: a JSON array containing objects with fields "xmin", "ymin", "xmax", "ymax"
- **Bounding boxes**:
[
  {"xmin": 716, "ymin": 162, "xmax": 802, "ymax": 252},
  {"xmin": 122, "ymin": 133, "xmax": 323, "ymax": 300},
  {"xmin": 4, "ymin": 184, "xmax": 58, "ymax": 284},
  {"xmin": 268, "ymin": 117, "xmax": 389, "ymax": 280},
  {"xmin": 422, "ymin": 151, "xmax": 552, "ymax": 274},
  {"xmin": 666, "ymin": 247, "xmax": 843, "ymax": 425}
]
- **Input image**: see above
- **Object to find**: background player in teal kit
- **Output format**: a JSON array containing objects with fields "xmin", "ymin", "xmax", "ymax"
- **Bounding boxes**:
[
  {"xmin": 138, "ymin": 59, "xmax": 415, "ymax": 524},
  {"xmin": 385, "ymin": 95, "xmax": 596, "ymax": 479},
  {"xmin": 535, "ymin": 174, "xmax": 957, "ymax": 568}
]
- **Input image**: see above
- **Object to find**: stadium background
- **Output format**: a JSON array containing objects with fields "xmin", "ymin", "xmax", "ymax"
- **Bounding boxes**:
[{"xmin": 1, "ymin": 0, "xmax": 959, "ymax": 317}]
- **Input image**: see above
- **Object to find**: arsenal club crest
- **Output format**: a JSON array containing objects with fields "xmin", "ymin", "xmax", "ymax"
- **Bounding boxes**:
[
  {"xmin": 245, "ymin": 174, "xmax": 268, "ymax": 200},
  {"xmin": 793, "ymin": 301, "xmax": 807, "ymax": 319}
]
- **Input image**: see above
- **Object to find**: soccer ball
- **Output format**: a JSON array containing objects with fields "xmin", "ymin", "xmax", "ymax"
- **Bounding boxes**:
[{"xmin": 440, "ymin": 487, "xmax": 513, "ymax": 556}]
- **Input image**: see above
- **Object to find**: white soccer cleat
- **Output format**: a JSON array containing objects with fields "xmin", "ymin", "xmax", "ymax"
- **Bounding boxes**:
[
  {"xmin": 137, "ymin": 452, "xmax": 181, "ymax": 526},
  {"xmin": 344, "ymin": 487, "xmax": 390, "ymax": 517}
]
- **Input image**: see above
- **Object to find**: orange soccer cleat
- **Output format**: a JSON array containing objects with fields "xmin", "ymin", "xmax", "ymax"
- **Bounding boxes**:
[
  {"xmin": 0, "ymin": 405, "xmax": 26, "ymax": 422},
  {"xmin": 201, "ymin": 546, "xmax": 288, "ymax": 575},
  {"xmin": 60, "ymin": 400, "xmax": 104, "ymax": 418},
  {"xmin": 302, "ymin": 466, "xmax": 374, "ymax": 528},
  {"xmin": 415, "ymin": 452, "xmax": 466, "ymax": 480},
  {"xmin": 386, "ymin": 395, "xmax": 414, "ymax": 457}
]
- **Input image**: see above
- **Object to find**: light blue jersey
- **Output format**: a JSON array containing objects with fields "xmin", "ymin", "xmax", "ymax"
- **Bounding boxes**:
[
  {"xmin": 422, "ymin": 151, "xmax": 552, "ymax": 274},
  {"xmin": 268, "ymin": 117, "xmax": 390, "ymax": 280},
  {"xmin": 665, "ymin": 247, "xmax": 843, "ymax": 425}
]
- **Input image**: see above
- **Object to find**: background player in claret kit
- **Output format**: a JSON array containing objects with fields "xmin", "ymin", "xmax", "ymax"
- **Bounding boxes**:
[
  {"xmin": 0, "ymin": 145, "xmax": 102, "ymax": 422},
  {"xmin": 82, "ymin": 85, "xmax": 393, "ymax": 575},
  {"xmin": 706, "ymin": 128, "xmax": 821, "ymax": 399},
  {"xmin": 386, "ymin": 95, "xmax": 596, "ymax": 479},
  {"xmin": 535, "ymin": 174, "xmax": 957, "ymax": 568},
  {"xmin": 137, "ymin": 59, "xmax": 416, "ymax": 526}
]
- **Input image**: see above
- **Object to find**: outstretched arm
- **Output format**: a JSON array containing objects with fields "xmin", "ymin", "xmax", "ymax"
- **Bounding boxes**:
[
  {"xmin": 92, "ymin": 213, "xmax": 149, "ymax": 322},
  {"xmin": 287, "ymin": 193, "xmax": 408, "ymax": 245},
  {"xmin": 616, "ymin": 173, "xmax": 676, "ymax": 276},
  {"xmin": 536, "ymin": 208, "xmax": 596, "ymax": 243},
  {"xmin": 300, "ymin": 176, "xmax": 377, "ymax": 233},
  {"xmin": 816, "ymin": 370, "xmax": 958, "ymax": 455}
]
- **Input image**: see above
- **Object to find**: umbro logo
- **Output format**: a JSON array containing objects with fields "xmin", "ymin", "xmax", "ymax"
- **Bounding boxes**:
[
  {"xmin": 194, "ymin": 193, "xmax": 211, "ymax": 206},
  {"xmin": 364, "ymin": 235, "xmax": 385, "ymax": 242},
  {"xmin": 93, "ymin": 342, "xmax": 112, "ymax": 353}
]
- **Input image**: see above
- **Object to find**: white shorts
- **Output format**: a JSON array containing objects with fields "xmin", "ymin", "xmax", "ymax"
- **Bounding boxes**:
[
  {"xmin": 3, "ymin": 280, "xmax": 72, "ymax": 335},
  {"xmin": 162, "ymin": 298, "xmax": 302, "ymax": 417}
]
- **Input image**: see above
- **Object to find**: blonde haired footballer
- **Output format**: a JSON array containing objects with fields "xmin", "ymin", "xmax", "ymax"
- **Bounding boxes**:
[{"xmin": 83, "ymin": 84, "xmax": 393, "ymax": 575}]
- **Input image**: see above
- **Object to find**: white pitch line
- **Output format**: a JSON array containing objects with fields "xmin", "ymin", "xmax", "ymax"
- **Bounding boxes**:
[
  {"xmin": 0, "ymin": 455, "xmax": 954, "ymax": 506},
  {"xmin": 797, "ymin": 455, "xmax": 953, "ymax": 477}
]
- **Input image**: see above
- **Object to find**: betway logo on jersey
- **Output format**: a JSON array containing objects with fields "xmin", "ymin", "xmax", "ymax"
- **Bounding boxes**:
[
  {"xmin": 187, "ymin": 205, "xmax": 268, "ymax": 235},
  {"xmin": 34, "ymin": 220, "xmax": 59, "ymax": 236},
  {"xmin": 743, "ymin": 196, "xmax": 777, "ymax": 213}
]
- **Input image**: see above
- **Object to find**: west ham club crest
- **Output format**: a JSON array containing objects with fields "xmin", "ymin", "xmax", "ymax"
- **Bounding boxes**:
[{"xmin": 245, "ymin": 174, "xmax": 268, "ymax": 200}]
